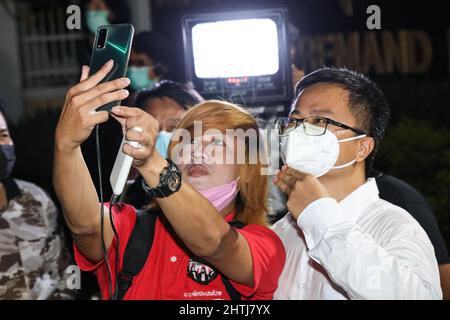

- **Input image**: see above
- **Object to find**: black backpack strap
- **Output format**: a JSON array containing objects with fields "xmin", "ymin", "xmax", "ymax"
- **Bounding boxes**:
[
  {"xmin": 228, "ymin": 220, "xmax": 246, "ymax": 229},
  {"xmin": 116, "ymin": 215, "xmax": 246, "ymax": 300},
  {"xmin": 115, "ymin": 208, "xmax": 157, "ymax": 300},
  {"xmin": 221, "ymin": 276, "xmax": 241, "ymax": 300},
  {"xmin": 221, "ymin": 220, "xmax": 246, "ymax": 300}
]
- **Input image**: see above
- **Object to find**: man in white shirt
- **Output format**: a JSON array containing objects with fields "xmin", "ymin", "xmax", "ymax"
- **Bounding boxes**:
[{"xmin": 272, "ymin": 67, "xmax": 442, "ymax": 299}]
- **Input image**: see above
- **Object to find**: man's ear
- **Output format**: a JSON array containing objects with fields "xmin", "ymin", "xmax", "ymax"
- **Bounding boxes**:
[{"xmin": 356, "ymin": 137, "xmax": 375, "ymax": 162}]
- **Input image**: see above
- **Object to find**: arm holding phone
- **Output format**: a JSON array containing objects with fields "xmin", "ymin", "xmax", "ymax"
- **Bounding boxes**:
[
  {"xmin": 53, "ymin": 61, "xmax": 129, "ymax": 262},
  {"xmin": 54, "ymin": 23, "xmax": 135, "ymax": 261}
]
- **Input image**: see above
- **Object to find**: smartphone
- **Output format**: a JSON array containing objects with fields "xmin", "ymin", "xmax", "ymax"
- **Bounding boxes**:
[{"xmin": 89, "ymin": 23, "xmax": 134, "ymax": 112}]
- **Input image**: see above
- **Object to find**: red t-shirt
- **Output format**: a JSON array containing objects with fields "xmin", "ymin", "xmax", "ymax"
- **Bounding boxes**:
[{"xmin": 74, "ymin": 203, "xmax": 286, "ymax": 300}]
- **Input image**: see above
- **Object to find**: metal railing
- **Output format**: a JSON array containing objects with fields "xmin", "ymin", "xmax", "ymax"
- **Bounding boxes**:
[{"xmin": 16, "ymin": 1, "xmax": 84, "ymax": 112}]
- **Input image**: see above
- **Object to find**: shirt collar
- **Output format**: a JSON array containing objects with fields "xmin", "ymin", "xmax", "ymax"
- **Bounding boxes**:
[{"xmin": 338, "ymin": 177, "xmax": 380, "ymax": 224}]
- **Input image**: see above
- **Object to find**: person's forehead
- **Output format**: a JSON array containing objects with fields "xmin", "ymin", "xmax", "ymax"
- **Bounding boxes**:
[
  {"xmin": 88, "ymin": 0, "xmax": 108, "ymax": 10},
  {"xmin": 291, "ymin": 83, "xmax": 350, "ymax": 117},
  {"xmin": 147, "ymin": 97, "xmax": 184, "ymax": 114},
  {"xmin": 130, "ymin": 52, "xmax": 153, "ymax": 64}
]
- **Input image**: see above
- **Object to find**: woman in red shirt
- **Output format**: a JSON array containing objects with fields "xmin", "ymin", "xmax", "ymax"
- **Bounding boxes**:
[{"xmin": 53, "ymin": 61, "xmax": 285, "ymax": 300}]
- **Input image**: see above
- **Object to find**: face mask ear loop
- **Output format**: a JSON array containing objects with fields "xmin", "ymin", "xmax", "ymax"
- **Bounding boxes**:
[
  {"xmin": 332, "ymin": 134, "xmax": 366, "ymax": 170},
  {"xmin": 332, "ymin": 159, "xmax": 357, "ymax": 170},
  {"xmin": 338, "ymin": 134, "xmax": 366, "ymax": 143}
]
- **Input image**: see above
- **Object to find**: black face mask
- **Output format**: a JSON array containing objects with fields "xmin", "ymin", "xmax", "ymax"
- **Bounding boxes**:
[{"xmin": 0, "ymin": 145, "xmax": 16, "ymax": 181}]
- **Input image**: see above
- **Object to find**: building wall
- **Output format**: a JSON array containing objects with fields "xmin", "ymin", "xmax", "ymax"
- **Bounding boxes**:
[{"xmin": 0, "ymin": 1, "xmax": 23, "ymax": 122}]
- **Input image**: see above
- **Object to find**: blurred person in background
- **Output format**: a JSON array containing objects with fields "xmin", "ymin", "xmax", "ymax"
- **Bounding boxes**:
[
  {"xmin": 77, "ymin": 0, "xmax": 131, "ymax": 66},
  {"xmin": 0, "ymin": 99, "xmax": 74, "ymax": 300},
  {"xmin": 134, "ymin": 81, "xmax": 204, "ymax": 135},
  {"xmin": 288, "ymin": 23, "xmax": 305, "ymax": 91},
  {"xmin": 127, "ymin": 32, "xmax": 175, "ymax": 92}
]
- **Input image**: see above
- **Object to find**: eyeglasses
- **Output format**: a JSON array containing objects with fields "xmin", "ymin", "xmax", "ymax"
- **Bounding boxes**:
[{"xmin": 274, "ymin": 116, "xmax": 367, "ymax": 137}]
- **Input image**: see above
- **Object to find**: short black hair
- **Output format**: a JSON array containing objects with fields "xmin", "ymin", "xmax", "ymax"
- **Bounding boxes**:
[
  {"xmin": 135, "ymin": 80, "xmax": 204, "ymax": 111},
  {"xmin": 293, "ymin": 67, "xmax": 390, "ymax": 175}
]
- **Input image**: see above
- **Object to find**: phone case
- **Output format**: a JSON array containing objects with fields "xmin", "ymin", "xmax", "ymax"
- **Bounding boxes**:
[{"xmin": 89, "ymin": 24, "xmax": 134, "ymax": 112}]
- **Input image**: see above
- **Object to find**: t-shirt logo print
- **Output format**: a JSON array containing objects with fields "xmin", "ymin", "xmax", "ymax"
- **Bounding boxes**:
[{"xmin": 187, "ymin": 258, "xmax": 218, "ymax": 284}]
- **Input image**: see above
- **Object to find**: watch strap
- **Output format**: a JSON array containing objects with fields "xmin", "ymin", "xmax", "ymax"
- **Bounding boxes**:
[{"xmin": 141, "ymin": 159, "xmax": 181, "ymax": 198}]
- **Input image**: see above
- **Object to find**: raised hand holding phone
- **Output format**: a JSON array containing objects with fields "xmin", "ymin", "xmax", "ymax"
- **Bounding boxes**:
[
  {"xmin": 55, "ymin": 61, "xmax": 130, "ymax": 153},
  {"xmin": 88, "ymin": 24, "xmax": 134, "ymax": 112}
]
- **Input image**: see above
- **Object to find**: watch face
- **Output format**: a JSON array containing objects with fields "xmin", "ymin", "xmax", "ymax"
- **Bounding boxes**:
[{"xmin": 167, "ymin": 173, "xmax": 181, "ymax": 191}]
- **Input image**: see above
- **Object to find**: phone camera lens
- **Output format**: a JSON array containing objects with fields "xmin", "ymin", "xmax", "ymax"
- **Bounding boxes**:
[{"xmin": 97, "ymin": 28, "xmax": 107, "ymax": 49}]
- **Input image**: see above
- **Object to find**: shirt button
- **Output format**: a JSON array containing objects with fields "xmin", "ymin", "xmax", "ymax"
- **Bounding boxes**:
[{"xmin": 170, "ymin": 256, "xmax": 177, "ymax": 263}]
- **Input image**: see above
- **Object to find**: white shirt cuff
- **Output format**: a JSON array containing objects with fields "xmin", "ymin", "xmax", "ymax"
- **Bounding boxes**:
[{"xmin": 296, "ymin": 197, "xmax": 347, "ymax": 249}]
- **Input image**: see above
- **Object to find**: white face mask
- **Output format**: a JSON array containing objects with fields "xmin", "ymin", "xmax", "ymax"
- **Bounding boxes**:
[{"xmin": 280, "ymin": 125, "xmax": 366, "ymax": 177}]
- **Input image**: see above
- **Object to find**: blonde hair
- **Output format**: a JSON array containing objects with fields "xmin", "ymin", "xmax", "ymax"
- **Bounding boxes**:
[{"xmin": 168, "ymin": 100, "xmax": 269, "ymax": 226}]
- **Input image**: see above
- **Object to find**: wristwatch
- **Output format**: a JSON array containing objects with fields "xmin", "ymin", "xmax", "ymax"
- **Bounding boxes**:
[{"xmin": 141, "ymin": 158, "xmax": 182, "ymax": 198}]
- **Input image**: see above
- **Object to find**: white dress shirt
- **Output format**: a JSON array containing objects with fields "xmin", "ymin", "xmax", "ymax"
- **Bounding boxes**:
[{"xmin": 272, "ymin": 178, "xmax": 442, "ymax": 300}]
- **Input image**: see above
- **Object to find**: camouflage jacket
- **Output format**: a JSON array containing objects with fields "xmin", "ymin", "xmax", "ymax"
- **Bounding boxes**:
[{"xmin": 0, "ymin": 178, "xmax": 74, "ymax": 300}]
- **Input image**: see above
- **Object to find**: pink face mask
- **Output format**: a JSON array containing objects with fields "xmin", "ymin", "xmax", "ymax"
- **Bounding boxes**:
[{"xmin": 199, "ymin": 178, "xmax": 239, "ymax": 212}]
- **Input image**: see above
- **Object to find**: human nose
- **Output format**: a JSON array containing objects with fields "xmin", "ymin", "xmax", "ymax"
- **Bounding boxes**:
[{"xmin": 191, "ymin": 140, "xmax": 205, "ymax": 163}]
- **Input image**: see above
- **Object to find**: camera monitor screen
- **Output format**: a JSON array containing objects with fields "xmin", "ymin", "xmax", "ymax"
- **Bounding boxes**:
[
  {"xmin": 192, "ymin": 18, "xmax": 279, "ymax": 78},
  {"xmin": 182, "ymin": 8, "xmax": 291, "ymax": 104}
]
